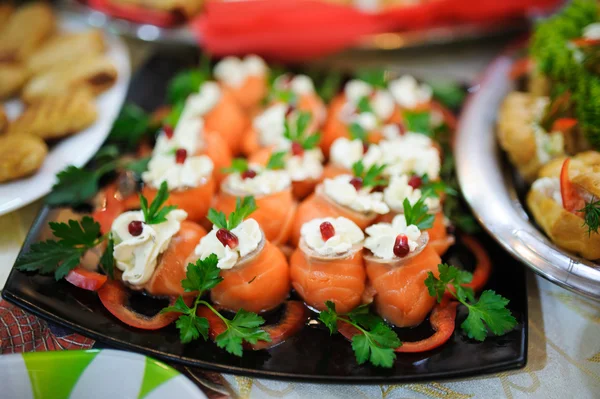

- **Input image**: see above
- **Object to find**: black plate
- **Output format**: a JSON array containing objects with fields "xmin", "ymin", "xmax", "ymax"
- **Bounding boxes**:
[{"xmin": 2, "ymin": 49, "xmax": 527, "ymax": 383}]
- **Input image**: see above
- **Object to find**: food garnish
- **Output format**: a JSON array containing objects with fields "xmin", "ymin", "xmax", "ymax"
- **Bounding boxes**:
[
  {"xmin": 222, "ymin": 158, "xmax": 250, "ymax": 175},
  {"xmin": 402, "ymin": 197, "xmax": 435, "ymax": 230},
  {"xmin": 139, "ymin": 181, "xmax": 176, "ymax": 225},
  {"xmin": 108, "ymin": 104, "xmax": 158, "ymax": 150},
  {"xmin": 208, "ymin": 196, "xmax": 258, "ymax": 234},
  {"xmin": 579, "ymin": 197, "xmax": 600, "ymax": 236},
  {"xmin": 348, "ymin": 122, "xmax": 368, "ymax": 143},
  {"xmin": 266, "ymin": 151, "xmax": 287, "ymax": 170},
  {"xmin": 351, "ymin": 160, "xmax": 387, "ymax": 189},
  {"xmin": 356, "ymin": 96, "xmax": 374, "ymax": 114},
  {"xmin": 283, "ymin": 111, "xmax": 321, "ymax": 151},
  {"xmin": 419, "ymin": 174, "xmax": 457, "ymax": 199},
  {"xmin": 403, "ymin": 110, "xmax": 431, "ymax": 135},
  {"xmin": 162, "ymin": 254, "xmax": 271, "ymax": 354},
  {"xmin": 356, "ymin": 69, "xmax": 387, "ymax": 89},
  {"xmin": 425, "ymin": 264, "xmax": 517, "ymax": 341},
  {"xmin": 320, "ymin": 301, "xmax": 401, "ymax": 368}
]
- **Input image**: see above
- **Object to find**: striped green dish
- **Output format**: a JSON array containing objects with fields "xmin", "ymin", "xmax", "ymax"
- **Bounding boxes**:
[{"xmin": 1, "ymin": 349, "xmax": 206, "ymax": 399}]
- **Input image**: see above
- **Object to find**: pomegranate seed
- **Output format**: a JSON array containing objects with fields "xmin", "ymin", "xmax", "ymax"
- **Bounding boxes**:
[
  {"xmin": 241, "ymin": 169, "xmax": 257, "ymax": 179},
  {"xmin": 362, "ymin": 142, "xmax": 369, "ymax": 154},
  {"xmin": 320, "ymin": 221, "xmax": 335, "ymax": 241},
  {"xmin": 291, "ymin": 142, "xmax": 304, "ymax": 156},
  {"xmin": 349, "ymin": 177, "xmax": 363, "ymax": 191},
  {"xmin": 393, "ymin": 234, "xmax": 410, "ymax": 257},
  {"xmin": 408, "ymin": 175, "xmax": 422, "ymax": 189},
  {"xmin": 175, "ymin": 148, "xmax": 187, "ymax": 164},
  {"xmin": 128, "ymin": 221, "xmax": 143, "ymax": 236},
  {"xmin": 396, "ymin": 122, "xmax": 406, "ymax": 135},
  {"xmin": 164, "ymin": 125, "xmax": 174, "ymax": 139},
  {"xmin": 285, "ymin": 105, "xmax": 296, "ymax": 117},
  {"xmin": 216, "ymin": 228, "xmax": 239, "ymax": 249}
]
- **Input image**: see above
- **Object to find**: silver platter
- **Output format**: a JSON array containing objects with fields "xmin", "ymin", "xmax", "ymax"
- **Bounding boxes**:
[{"xmin": 455, "ymin": 54, "xmax": 600, "ymax": 301}]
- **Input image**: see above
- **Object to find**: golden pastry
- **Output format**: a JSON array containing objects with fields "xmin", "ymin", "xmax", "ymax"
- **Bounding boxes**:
[
  {"xmin": 0, "ymin": 3, "xmax": 55, "ymax": 63},
  {"xmin": 6, "ymin": 89, "xmax": 98, "ymax": 140},
  {"xmin": 0, "ymin": 105, "xmax": 7, "ymax": 134},
  {"xmin": 527, "ymin": 151, "xmax": 600, "ymax": 260},
  {"xmin": 0, "ymin": 4, "xmax": 14, "ymax": 26},
  {"xmin": 22, "ymin": 55, "xmax": 118, "ymax": 102},
  {"xmin": 0, "ymin": 134, "xmax": 48, "ymax": 183},
  {"xmin": 0, "ymin": 63, "xmax": 28, "ymax": 99},
  {"xmin": 497, "ymin": 91, "xmax": 564, "ymax": 182},
  {"xmin": 26, "ymin": 30, "xmax": 106, "ymax": 76}
]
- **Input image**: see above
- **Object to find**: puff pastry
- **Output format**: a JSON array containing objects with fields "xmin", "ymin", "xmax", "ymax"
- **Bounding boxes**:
[
  {"xmin": 22, "ymin": 55, "xmax": 117, "ymax": 102},
  {"xmin": 0, "ymin": 134, "xmax": 48, "ymax": 183},
  {"xmin": 0, "ymin": 4, "xmax": 14, "ymax": 26},
  {"xmin": 0, "ymin": 63, "xmax": 28, "ymax": 99},
  {"xmin": 26, "ymin": 30, "xmax": 106, "ymax": 76},
  {"xmin": 6, "ymin": 89, "xmax": 98, "ymax": 140},
  {"xmin": 0, "ymin": 3, "xmax": 55, "ymax": 63},
  {"xmin": 0, "ymin": 105, "xmax": 7, "ymax": 134}
]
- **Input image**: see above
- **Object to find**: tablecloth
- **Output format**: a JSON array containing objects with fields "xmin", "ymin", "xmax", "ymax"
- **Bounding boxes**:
[{"xmin": 1, "ymin": 201, "xmax": 599, "ymax": 399}]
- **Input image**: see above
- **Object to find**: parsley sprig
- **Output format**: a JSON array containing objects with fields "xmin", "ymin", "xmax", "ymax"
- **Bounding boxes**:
[
  {"xmin": 162, "ymin": 254, "xmax": 271, "ymax": 355},
  {"xmin": 266, "ymin": 151, "xmax": 286, "ymax": 170},
  {"xmin": 15, "ymin": 217, "xmax": 113, "ymax": 280},
  {"xmin": 222, "ymin": 158, "xmax": 250, "ymax": 174},
  {"xmin": 320, "ymin": 301, "xmax": 401, "ymax": 368},
  {"xmin": 283, "ymin": 111, "xmax": 321, "ymax": 150},
  {"xmin": 207, "ymin": 196, "xmax": 257, "ymax": 231},
  {"xmin": 356, "ymin": 69, "xmax": 387, "ymax": 88},
  {"xmin": 351, "ymin": 161, "xmax": 387, "ymax": 189},
  {"xmin": 139, "ymin": 181, "xmax": 176, "ymax": 225},
  {"xmin": 425, "ymin": 264, "xmax": 517, "ymax": 341},
  {"xmin": 420, "ymin": 174, "xmax": 457, "ymax": 199},
  {"xmin": 349, "ymin": 123, "xmax": 368, "ymax": 142},
  {"xmin": 403, "ymin": 110, "xmax": 431, "ymax": 136},
  {"xmin": 356, "ymin": 96, "xmax": 374, "ymax": 114},
  {"xmin": 579, "ymin": 197, "xmax": 600, "ymax": 236},
  {"xmin": 402, "ymin": 197, "xmax": 435, "ymax": 230}
]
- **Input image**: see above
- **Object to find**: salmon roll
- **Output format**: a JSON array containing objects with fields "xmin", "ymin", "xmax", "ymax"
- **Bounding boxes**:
[
  {"xmin": 241, "ymin": 74, "xmax": 326, "ymax": 156},
  {"xmin": 111, "ymin": 206, "xmax": 207, "ymax": 298},
  {"xmin": 291, "ymin": 165, "xmax": 390, "ymax": 246},
  {"xmin": 195, "ymin": 197, "xmax": 290, "ymax": 313},
  {"xmin": 323, "ymin": 137, "xmax": 383, "ymax": 179},
  {"xmin": 290, "ymin": 217, "xmax": 366, "ymax": 314},
  {"xmin": 214, "ymin": 55, "xmax": 268, "ymax": 113},
  {"xmin": 213, "ymin": 159, "xmax": 297, "ymax": 246},
  {"xmin": 321, "ymin": 79, "xmax": 399, "ymax": 156},
  {"xmin": 363, "ymin": 214, "xmax": 441, "ymax": 327}
]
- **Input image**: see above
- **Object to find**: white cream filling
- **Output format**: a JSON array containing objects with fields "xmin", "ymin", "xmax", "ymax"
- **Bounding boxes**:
[
  {"xmin": 301, "ymin": 216, "xmax": 364, "ymax": 256},
  {"xmin": 195, "ymin": 219, "xmax": 263, "ymax": 270},
  {"xmin": 285, "ymin": 148, "xmax": 324, "ymax": 181},
  {"xmin": 154, "ymin": 118, "xmax": 203, "ymax": 156},
  {"xmin": 112, "ymin": 209, "xmax": 188, "ymax": 286},
  {"xmin": 142, "ymin": 153, "xmax": 213, "ymax": 190},
  {"xmin": 274, "ymin": 74, "xmax": 316, "ymax": 96},
  {"xmin": 214, "ymin": 55, "xmax": 267, "ymax": 88},
  {"xmin": 583, "ymin": 22, "xmax": 600, "ymax": 40},
  {"xmin": 378, "ymin": 133, "xmax": 441, "ymax": 179},
  {"xmin": 389, "ymin": 75, "xmax": 432, "ymax": 109},
  {"xmin": 323, "ymin": 175, "xmax": 389, "ymax": 214},
  {"xmin": 253, "ymin": 103, "xmax": 289, "ymax": 148},
  {"xmin": 180, "ymin": 81, "xmax": 222, "ymax": 120},
  {"xmin": 330, "ymin": 138, "xmax": 365, "ymax": 170},
  {"xmin": 383, "ymin": 174, "xmax": 441, "ymax": 212},
  {"xmin": 364, "ymin": 214, "xmax": 422, "ymax": 260},
  {"xmin": 381, "ymin": 124, "xmax": 402, "ymax": 140},
  {"xmin": 225, "ymin": 165, "xmax": 291, "ymax": 196},
  {"xmin": 532, "ymin": 177, "xmax": 563, "ymax": 207}
]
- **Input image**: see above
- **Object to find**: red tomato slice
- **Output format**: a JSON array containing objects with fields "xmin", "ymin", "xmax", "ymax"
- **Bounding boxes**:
[
  {"xmin": 337, "ymin": 299, "xmax": 458, "ymax": 353},
  {"xmin": 551, "ymin": 117, "xmax": 578, "ymax": 133},
  {"xmin": 65, "ymin": 268, "xmax": 107, "ymax": 291},
  {"xmin": 560, "ymin": 159, "xmax": 586, "ymax": 216},
  {"xmin": 98, "ymin": 280, "xmax": 189, "ymax": 330},
  {"xmin": 508, "ymin": 57, "xmax": 532, "ymax": 80},
  {"xmin": 197, "ymin": 301, "xmax": 308, "ymax": 350}
]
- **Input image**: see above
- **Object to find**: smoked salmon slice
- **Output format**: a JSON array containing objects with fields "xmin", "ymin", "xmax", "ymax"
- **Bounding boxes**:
[
  {"xmin": 290, "ymin": 245, "xmax": 365, "ymax": 314},
  {"xmin": 222, "ymin": 75, "xmax": 268, "ymax": 113},
  {"xmin": 365, "ymin": 244, "xmax": 441, "ymax": 327},
  {"xmin": 199, "ymin": 130, "xmax": 233, "ymax": 183},
  {"xmin": 204, "ymin": 89, "xmax": 249, "ymax": 156},
  {"xmin": 210, "ymin": 240, "xmax": 291, "ymax": 313}
]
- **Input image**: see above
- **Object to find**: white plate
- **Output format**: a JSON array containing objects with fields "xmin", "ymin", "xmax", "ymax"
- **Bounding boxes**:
[{"xmin": 0, "ymin": 16, "xmax": 130, "ymax": 216}]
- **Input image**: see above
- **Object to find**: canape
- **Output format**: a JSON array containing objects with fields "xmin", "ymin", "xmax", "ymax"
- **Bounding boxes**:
[
  {"xmin": 290, "ymin": 217, "xmax": 366, "ymax": 314},
  {"xmin": 363, "ymin": 214, "xmax": 441, "ymax": 327},
  {"xmin": 214, "ymin": 55, "xmax": 268, "ymax": 113},
  {"xmin": 195, "ymin": 197, "xmax": 291, "ymax": 313},
  {"xmin": 212, "ymin": 158, "xmax": 297, "ymax": 246}
]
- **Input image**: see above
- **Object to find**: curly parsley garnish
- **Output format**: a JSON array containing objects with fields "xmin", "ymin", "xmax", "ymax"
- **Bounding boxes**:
[
  {"xmin": 207, "ymin": 196, "xmax": 257, "ymax": 231},
  {"xmin": 402, "ymin": 197, "xmax": 435, "ymax": 230},
  {"xmin": 139, "ymin": 181, "xmax": 176, "ymax": 225},
  {"xmin": 283, "ymin": 111, "xmax": 321, "ymax": 150},
  {"xmin": 351, "ymin": 160, "xmax": 387, "ymax": 189},
  {"xmin": 425, "ymin": 264, "xmax": 517, "ymax": 341},
  {"xmin": 320, "ymin": 301, "xmax": 401, "ymax": 368}
]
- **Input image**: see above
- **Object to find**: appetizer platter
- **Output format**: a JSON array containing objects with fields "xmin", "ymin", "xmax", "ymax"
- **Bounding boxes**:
[
  {"xmin": 3, "ymin": 49, "xmax": 527, "ymax": 382},
  {"xmin": 457, "ymin": 0, "xmax": 600, "ymax": 300},
  {"xmin": 0, "ymin": 3, "xmax": 130, "ymax": 215}
]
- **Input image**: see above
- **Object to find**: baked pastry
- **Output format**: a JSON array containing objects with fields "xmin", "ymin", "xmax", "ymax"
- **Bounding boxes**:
[
  {"xmin": 0, "ymin": 105, "xmax": 7, "ymax": 134},
  {"xmin": 6, "ymin": 89, "xmax": 98, "ymax": 140},
  {"xmin": 0, "ymin": 63, "xmax": 28, "ymax": 99},
  {"xmin": 0, "ymin": 3, "xmax": 55, "ymax": 63},
  {"xmin": 527, "ymin": 152, "xmax": 600, "ymax": 260},
  {"xmin": 26, "ymin": 30, "xmax": 106, "ymax": 76},
  {"xmin": 0, "ymin": 134, "xmax": 48, "ymax": 183},
  {"xmin": 22, "ymin": 55, "xmax": 118, "ymax": 102},
  {"xmin": 0, "ymin": 4, "xmax": 14, "ymax": 26},
  {"xmin": 497, "ymin": 91, "xmax": 565, "ymax": 182}
]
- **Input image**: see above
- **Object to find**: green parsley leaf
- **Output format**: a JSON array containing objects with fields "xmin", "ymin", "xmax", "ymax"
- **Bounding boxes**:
[
  {"xmin": 139, "ymin": 181, "xmax": 177, "ymax": 225},
  {"xmin": 167, "ymin": 70, "xmax": 208, "ymax": 105},
  {"xmin": 99, "ymin": 234, "xmax": 115, "ymax": 279},
  {"xmin": 356, "ymin": 69, "xmax": 387, "ymax": 88},
  {"xmin": 348, "ymin": 123, "xmax": 368, "ymax": 142},
  {"xmin": 227, "ymin": 196, "xmax": 257, "ymax": 230},
  {"xmin": 181, "ymin": 255, "xmax": 223, "ymax": 293},
  {"xmin": 50, "ymin": 216, "xmax": 101, "ymax": 247},
  {"xmin": 214, "ymin": 309, "xmax": 270, "ymax": 357},
  {"xmin": 94, "ymin": 145, "xmax": 120, "ymax": 164},
  {"xmin": 578, "ymin": 197, "xmax": 600, "ymax": 236},
  {"xmin": 352, "ymin": 160, "xmax": 387, "ymax": 189},
  {"xmin": 403, "ymin": 110, "xmax": 431, "ymax": 135},
  {"xmin": 124, "ymin": 157, "xmax": 151, "ymax": 175},
  {"xmin": 282, "ymin": 111, "xmax": 320, "ymax": 150},
  {"xmin": 163, "ymin": 101, "xmax": 185, "ymax": 128},
  {"xmin": 177, "ymin": 315, "xmax": 209, "ymax": 343},
  {"xmin": 429, "ymin": 81, "xmax": 466, "ymax": 110},
  {"xmin": 266, "ymin": 151, "xmax": 286, "ymax": 170},
  {"xmin": 207, "ymin": 209, "xmax": 228, "ymax": 230},
  {"xmin": 357, "ymin": 96, "xmax": 373, "ymax": 114},
  {"xmin": 402, "ymin": 198, "xmax": 435, "ymax": 230},
  {"xmin": 302, "ymin": 133, "xmax": 321, "ymax": 150},
  {"xmin": 315, "ymin": 71, "xmax": 342, "ymax": 103},
  {"xmin": 222, "ymin": 158, "xmax": 249, "ymax": 174},
  {"xmin": 45, "ymin": 166, "xmax": 101, "ymax": 206},
  {"xmin": 420, "ymin": 174, "xmax": 458, "ymax": 199},
  {"xmin": 108, "ymin": 104, "xmax": 153, "ymax": 150},
  {"xmin": 320, "ymin": 301, "xmax": 339, "ymax": 334}
]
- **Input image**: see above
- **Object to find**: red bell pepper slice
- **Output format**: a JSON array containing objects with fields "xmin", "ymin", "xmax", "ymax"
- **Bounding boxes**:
[
  {"xmin": 444, "ymin": 235, "xmax": 491, "ymax": 299},
  {"xmin": 98, "ymin": 280, "xmax": 189, "ymax": 330},
  {"xmin": 92, "ymin": 184, "xmax": 140, "ymax": 235},
  {"xmin": 570, "ymin": 37, "xmax": 600, "ymax": 47},
  {"xmin": 337, "ymin": 299, "xmax": 458, "ymax": 353},
  {"xmin": 197, "ymin": 301, "xmax": 308, "ymax": 350},
  {"xmin": 66, "ymin": 268, "xmax": 108, "ymax": 291},
  {"xmin": 551, "ymin": 117, "xmax": 578, "ymax": 133},
  {"xmin": 560, "ymin": 159, "xmax": 586, "ymax": 216}
]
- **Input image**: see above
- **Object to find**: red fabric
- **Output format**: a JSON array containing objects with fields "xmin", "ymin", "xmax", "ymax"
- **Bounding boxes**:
[
  {"xmin": 0, "ymin": 300, "xmax": 94, "ymax": 354},
  {"xmin": 86, "ymin": 0, "xmax": 181, "ymax": 27},
  {"xmin": 192, "ymin": 0, "xmax": 562, "ymax": 61}
]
